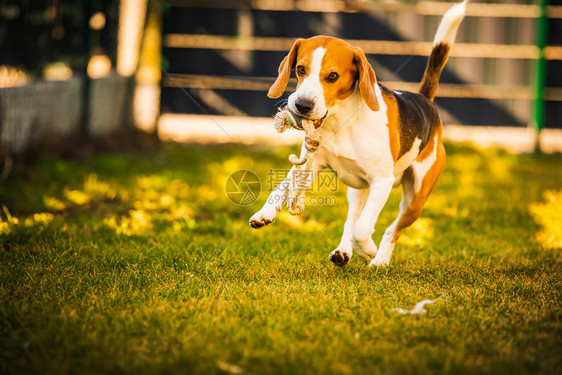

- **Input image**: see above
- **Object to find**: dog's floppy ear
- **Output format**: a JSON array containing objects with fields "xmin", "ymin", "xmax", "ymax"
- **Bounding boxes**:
[
  {"xmin": 353, "ymin": 47, "xmax": 380, "ymax": 111},
  {"xmin": 268, "ymin": 39, "xmax": 302, "ymax": 98}
]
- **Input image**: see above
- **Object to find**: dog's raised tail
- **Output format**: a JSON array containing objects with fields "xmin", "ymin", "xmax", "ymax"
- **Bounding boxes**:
[{"xmin": 419, "ymin": 1, "xmax": 467, "ymax": 101}]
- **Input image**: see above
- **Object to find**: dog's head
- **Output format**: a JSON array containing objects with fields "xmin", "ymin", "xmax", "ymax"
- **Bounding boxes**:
[{"xmin": 268, "ymin": 36, "xmax": 380, "ymax": 122}]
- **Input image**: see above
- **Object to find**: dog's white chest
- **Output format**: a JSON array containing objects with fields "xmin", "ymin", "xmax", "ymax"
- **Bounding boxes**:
[
  {"xmin": 316, "ymin": 99, "xmax": 395, "ymax": 188},
  {"xmin": 317, "ymin": 133, "xmax": 394, "ymax": 189}
]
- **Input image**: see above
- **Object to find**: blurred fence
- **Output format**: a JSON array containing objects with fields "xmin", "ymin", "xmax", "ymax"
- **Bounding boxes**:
[
  {"xmin": 2, "ymin": 0, "xmax": 561, "ymax": 157},
  {"xmin": 0, "ymin": 74, "xmax": 133, "ymax": 154},
  {"xmin": 0, "ymin": 0, "xmax": 154, "ymax": 156},
  {"xmin": 161, "ymin": 0, "xmax": 562, "ymax": 129},
  {"xmin": 0, "ymin": 77, "xmax": 83, "ymax": 154}
]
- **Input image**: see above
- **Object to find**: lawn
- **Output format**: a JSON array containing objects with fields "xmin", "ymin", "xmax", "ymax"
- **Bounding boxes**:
[{"xmin": 0, "ymin": 141, "xmax": 561, "ymax": 374}]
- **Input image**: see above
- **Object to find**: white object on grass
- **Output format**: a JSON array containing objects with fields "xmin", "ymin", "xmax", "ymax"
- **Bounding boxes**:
[
  {"xmin": 392, "ymin": 299, "xmax": 436, "ymax": 315},
  {"xmin": 217, "ymin": 360, "xmax": 246, "ymax": 375}
]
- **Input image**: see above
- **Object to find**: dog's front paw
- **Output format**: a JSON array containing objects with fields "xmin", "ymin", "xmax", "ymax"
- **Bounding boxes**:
[
  {"xmin": 368, "ymin": 254, "xmax": 391, "ymax": 267},
  {"xmin": 329, "ymin": 249, "xmax": 352, "ymax": 267},
  {"xmin": 249, "ymin": 206, "xmax": 278, "ymax": 229},
  {"xmin": 353, "ymin": 247, "xmax": 376, "ymax": 264},
  {"xmin": 351, "ymin": 240, "xmax": 377, "ymax": 264},
  {"xmin": 367, "ymin": 240, "xmax": 394, "ymax": 267}
]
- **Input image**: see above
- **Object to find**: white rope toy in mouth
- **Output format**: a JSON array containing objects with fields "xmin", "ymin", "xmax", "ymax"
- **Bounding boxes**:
[{"xmin": 273, "ymin": 107, "xmax": 323, "ymax": 215}]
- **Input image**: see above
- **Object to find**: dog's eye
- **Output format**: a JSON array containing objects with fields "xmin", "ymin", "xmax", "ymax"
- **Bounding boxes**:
[
  {"xmin": 296, "ymin": 65, "xmax": 306, "ymax": 76},
  {"xmin": 327, "ymin": 72, "xmax": 339, "ymax": 82}
]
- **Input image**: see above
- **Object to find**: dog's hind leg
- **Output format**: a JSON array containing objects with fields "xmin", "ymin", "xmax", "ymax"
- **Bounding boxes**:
[
  {"xmin": 370, "ymin": 135, "xmax": 445, "ymax": 267},
  {"xmin": 329, "ymin": 187, "xmax": 369, "ymax": 266}
]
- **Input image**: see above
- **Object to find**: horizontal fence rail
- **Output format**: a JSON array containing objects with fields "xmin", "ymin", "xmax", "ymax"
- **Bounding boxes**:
[
  {"xmin": 165, "ymin": 34, "xmax": 562, "ymax": 60},
  {"xmin": 163, "ymin": 74, "xmax": 562, "ymax": 101},
  {"xmin": 168, "ymin": 0, "xmax": 562, "ymax": 19}
]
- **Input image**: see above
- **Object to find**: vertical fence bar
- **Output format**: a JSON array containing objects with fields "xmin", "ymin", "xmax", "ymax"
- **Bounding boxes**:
[
  {"xmin": 531, "ymin": 0, "xmax": 548, "ymax": 151},
  {"xmin": 81, "ymin": 0, "xmax": 93, "ymax": 138}
]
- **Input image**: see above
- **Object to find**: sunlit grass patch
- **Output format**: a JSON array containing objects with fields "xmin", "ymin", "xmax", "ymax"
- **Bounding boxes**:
[{"xmin": 530, "ymin": 190, "xmax": 562, "ymax": 250}]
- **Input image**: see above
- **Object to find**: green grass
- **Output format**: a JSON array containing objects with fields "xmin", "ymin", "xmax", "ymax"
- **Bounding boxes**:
[{"xmin": 0, "ymin": 142, "xmax": 561, "ymax": 374}]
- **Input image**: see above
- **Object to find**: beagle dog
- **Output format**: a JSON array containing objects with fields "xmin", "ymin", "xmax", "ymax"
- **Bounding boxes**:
[{"xmin": 250, "ymin": 1, "xmax": 467, "ymax": 266}]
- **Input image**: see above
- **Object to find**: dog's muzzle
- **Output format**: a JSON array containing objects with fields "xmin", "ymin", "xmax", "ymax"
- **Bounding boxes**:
[{"xmin": 282, "ymin": 108, "xmax": 326, "ymax": 130}]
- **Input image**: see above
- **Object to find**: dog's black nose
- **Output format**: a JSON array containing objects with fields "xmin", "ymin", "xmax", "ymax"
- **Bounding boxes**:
[{"xmin": 295, "ymin": 98, "xmax": 314, "ymax": 115}]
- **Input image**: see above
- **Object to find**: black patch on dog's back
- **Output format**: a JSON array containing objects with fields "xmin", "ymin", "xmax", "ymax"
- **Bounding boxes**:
[{"xmin": 382, "ymin": 85, "xmax": 440, "ymax": 158}]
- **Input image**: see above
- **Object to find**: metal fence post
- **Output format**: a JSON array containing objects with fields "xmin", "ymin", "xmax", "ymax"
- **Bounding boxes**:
[{"xmin": 531, "ymin": 0, "xmax": 548, "ymax": 151}]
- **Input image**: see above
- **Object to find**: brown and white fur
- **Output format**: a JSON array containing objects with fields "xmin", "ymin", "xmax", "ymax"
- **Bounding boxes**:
[{"xmin": 250, "ymin": 2, "xmax": 467, "ymax": 266}]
